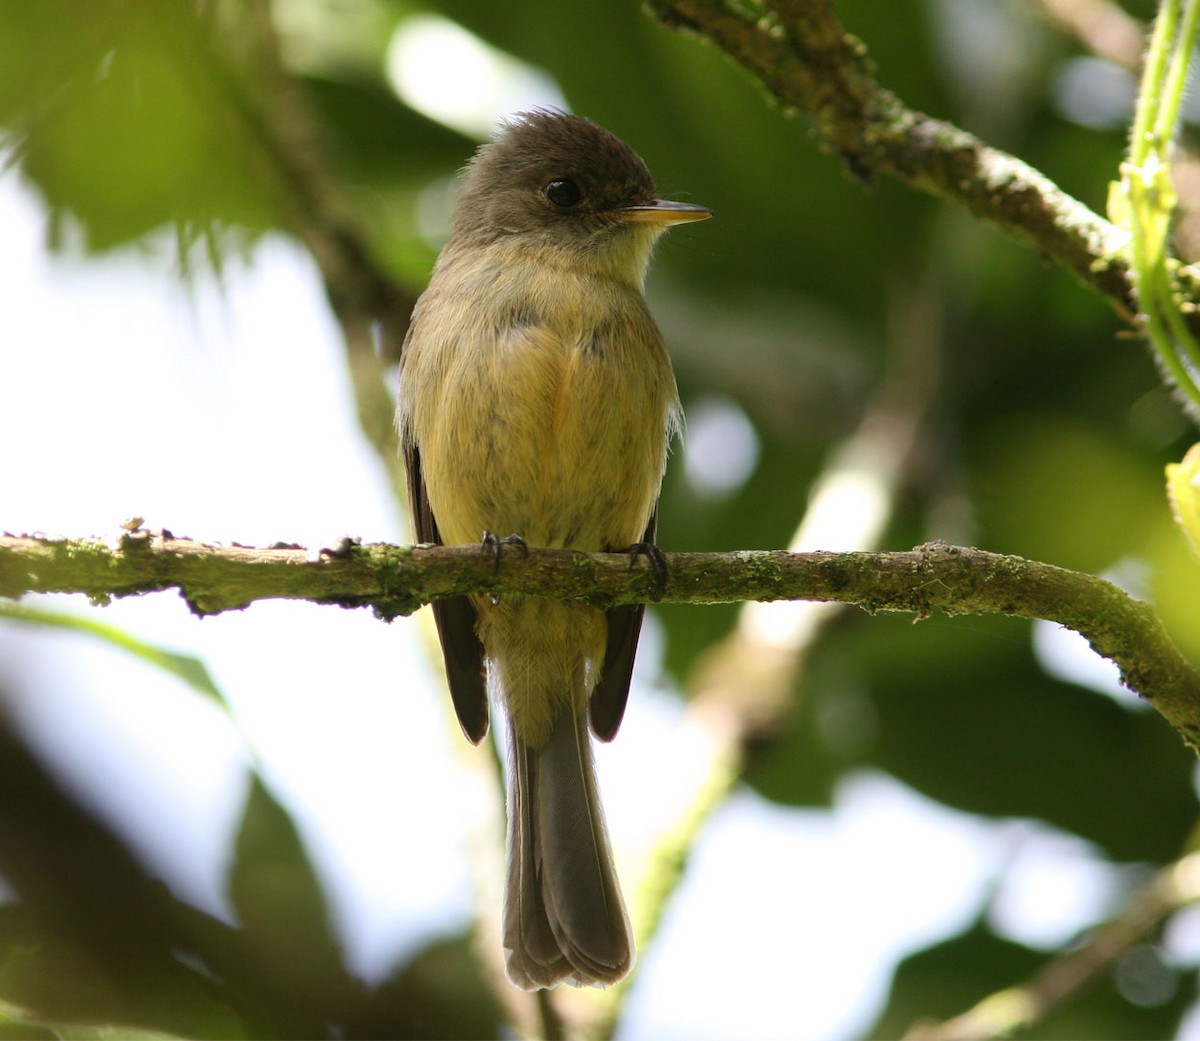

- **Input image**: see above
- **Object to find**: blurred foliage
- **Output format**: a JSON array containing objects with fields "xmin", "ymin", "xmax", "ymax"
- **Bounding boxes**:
[
  {"xmin": 0, "ymin": 603, "xmax": 229, "ymax": 709},
  {"xmin": 0, "ymin": 706, "xmax": 500, "ymax": 1039},
  {"xmin": 869, "ymin": 920, "xmax": 1199, "ymax": 1040},
  {"xmin": 1168, "ymin": 442, "xmax": 1200, "ymax": 556},
  {"xmin": 3, "ymin": 0, "xmax": 1200, "ymax": 1037},
  {"xmin": 0, "ymin": 2, "xmax": 276, "ymax": 256}
]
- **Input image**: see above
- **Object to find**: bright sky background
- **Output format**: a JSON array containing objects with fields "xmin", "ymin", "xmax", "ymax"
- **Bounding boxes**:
[{"xmin": 2, "ymin": 10, "xmax": 1199, "ymax": 1034}]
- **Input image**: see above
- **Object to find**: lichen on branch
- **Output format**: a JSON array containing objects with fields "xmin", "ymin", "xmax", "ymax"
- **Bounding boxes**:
[
  {"xmin": 2, "ymin": 530, "xmax": 1198, "ymax": 752},
  {"xmin": 646, "ymin": 0, "xmax": 1182, "ymax": 316}
]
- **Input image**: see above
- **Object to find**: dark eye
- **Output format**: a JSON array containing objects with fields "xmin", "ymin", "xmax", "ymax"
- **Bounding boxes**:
[{"xmin": 544, "ymin": 179, "xmax": 581, "ymax": 208}]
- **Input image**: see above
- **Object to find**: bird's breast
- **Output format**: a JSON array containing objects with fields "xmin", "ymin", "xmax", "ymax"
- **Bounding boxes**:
[{"xmin": 404, "ymin": 270, "xmax": 678, "ymax": 552}]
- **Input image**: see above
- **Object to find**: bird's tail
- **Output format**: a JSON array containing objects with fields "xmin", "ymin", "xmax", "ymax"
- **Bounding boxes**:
[{"xmin": 502, "ymin": 698, "xmax": 633, "ymax": 990}]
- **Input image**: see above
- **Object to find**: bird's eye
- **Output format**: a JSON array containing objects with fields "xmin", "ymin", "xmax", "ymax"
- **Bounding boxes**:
[{"xmin": 544, "ymin": 179, "xmax": 582, "ymax": 208}]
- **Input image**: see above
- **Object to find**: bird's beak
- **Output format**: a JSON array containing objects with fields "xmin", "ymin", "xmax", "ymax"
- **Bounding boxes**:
[{"xmin": 611, "ymin": 199, "xmax": 712, "ymax": 225}]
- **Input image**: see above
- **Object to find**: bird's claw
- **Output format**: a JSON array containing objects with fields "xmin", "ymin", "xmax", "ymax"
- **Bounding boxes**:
[
  {"xmin": 626, "ymin": 541, "xmax": 667, "ymax": 599},
  {"xmin": 481, "ymin": 531, "xmax": 528, "ymax": 575}
]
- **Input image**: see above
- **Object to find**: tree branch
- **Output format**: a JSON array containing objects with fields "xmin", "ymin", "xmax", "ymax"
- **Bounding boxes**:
[
  {"xmin": 904, "ymin": 849, "xmax": 1200, "ymax": 1040},
  {"xmin": 646, "ymin": 0, "xmax": 1197, "ymax": 317},
  {"xmin": 2, "ymin": 531, "xmax": 1198, "ymax": 752}
]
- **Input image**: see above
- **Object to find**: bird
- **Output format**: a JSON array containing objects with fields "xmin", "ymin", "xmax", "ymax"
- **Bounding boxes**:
[{"xmin": 397, "ymin": 109, "xmax": 710, "ymax": 989}]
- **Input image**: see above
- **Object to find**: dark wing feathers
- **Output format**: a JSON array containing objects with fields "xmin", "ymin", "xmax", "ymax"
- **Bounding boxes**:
[
  {"xmin": 404, "ymin": 438, "xmax": 490, "ymax": 744},
  {"xmin": 588, "ymin": 510, "xmax": 657, "ymax": 742}
]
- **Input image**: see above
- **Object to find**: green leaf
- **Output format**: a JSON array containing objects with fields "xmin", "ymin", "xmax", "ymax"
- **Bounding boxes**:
[
  {"xmin": 0, "ymin": 996, "xmax": 189, "ymax": 1041},
  {"xmin": 0, "ymin": 729, "xmax": 252, "ymax": 1039},
  {"xmin": 225, "ymin": 776, "xmax": 360, "ymax": 1034},
  {"xmin": 1166, "ymin": 442, "xmax": 1200, "ymax": 556},
  {"xmin": 346, "ymin": 934, "xmax": 502, "ymax": 1040},
  {"xmin": 0, "ymin": 1, "xmax": 275, "ymax": 255},
  {"xmin": 0, "ymin": 602, "xmax": 229, "ymax": 712}
]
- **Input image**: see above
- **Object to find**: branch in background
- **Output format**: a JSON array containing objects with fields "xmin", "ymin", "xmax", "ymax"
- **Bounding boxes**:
[
  {"xmin": 2, "ymin": 530, "xmax": 1198, "ymax": 752},
  {"xmin": 1033, "ymin": 0, "xmax": 1146, "ymax": 66},
  {"xmin": 646, "ymin": 0, "xmax": 1191, "ymax": 318},
  {"xmin": 903, "ymin": 851, "xmax": 1200, "ymax": 1040},
  {"xmin": 218, "ymin": 0, "xmax": 415, "ymax": 501}
]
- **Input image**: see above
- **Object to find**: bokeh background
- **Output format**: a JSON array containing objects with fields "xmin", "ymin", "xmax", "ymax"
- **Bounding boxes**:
[{"xmin": 3, "ymin": 0, "xmax": 1200, "ymax": 1037}]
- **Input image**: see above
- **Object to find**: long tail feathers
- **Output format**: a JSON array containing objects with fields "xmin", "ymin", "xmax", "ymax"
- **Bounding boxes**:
[{"xmin": 502, "ymin": 706, "xmax": 633, "ymax": 990}]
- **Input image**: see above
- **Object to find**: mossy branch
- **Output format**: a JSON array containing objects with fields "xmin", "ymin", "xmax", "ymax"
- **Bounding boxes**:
[
  {"xmin": 645, "ymin": 0, "xmax": 1200, "ymax": 318},
  {"xmin": 2, "ymin": 530, "xmax": 1198, "ymax": 751}
]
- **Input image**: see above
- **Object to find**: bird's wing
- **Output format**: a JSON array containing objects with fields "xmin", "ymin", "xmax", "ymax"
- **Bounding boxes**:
[
  {"xmin": 588, "ymin": 508, "xmax": 657, "ymax": 742},
  {"xmin": 404, "ymin": 436, "xmax": 490, "ymax": 744}
]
